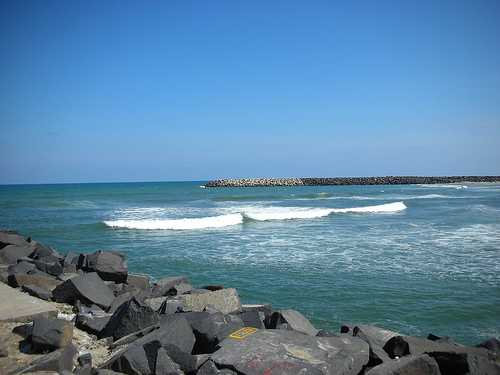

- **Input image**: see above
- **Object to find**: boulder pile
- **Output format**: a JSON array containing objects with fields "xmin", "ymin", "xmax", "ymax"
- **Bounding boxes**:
[{"xmin": 1, "ymin": 230, "xmax": 499, "ymax": 374}]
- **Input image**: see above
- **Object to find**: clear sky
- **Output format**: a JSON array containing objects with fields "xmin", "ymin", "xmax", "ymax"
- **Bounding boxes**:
[{"xmin": 1, "ymin": 0, "xmax": 499, "ymax": 184}]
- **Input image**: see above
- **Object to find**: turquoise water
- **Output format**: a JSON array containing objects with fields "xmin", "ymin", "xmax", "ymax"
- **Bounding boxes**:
[{"xmin": 1, "ymin": 182, "xmax": 499, "ymax": 344}]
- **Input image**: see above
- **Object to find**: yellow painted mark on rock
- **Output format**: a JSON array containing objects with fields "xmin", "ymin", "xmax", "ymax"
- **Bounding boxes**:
[{"xmin": 229, "ymin": 327, "xmax": 258, "ymax": 339}]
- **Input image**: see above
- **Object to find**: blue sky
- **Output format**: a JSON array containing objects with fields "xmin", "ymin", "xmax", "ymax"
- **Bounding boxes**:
[{"xmin": 1, "ymin": 0, "xmax": 499, "ymax": 184}]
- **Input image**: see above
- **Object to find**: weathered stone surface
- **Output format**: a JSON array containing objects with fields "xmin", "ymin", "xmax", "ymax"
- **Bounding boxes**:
[
  {"xmin": 110, "ymin": 325, "xmax": 160, "ymax": 349},
  {"xmin": 84, "ymin": 250, "xmax": 128, "ymax": 283},
  {"xmin": 136, "ymin": 315, "xmax": 195, "ymax": 354},
  {"xmin": 159, "ymin": 298, "xmax": 185, "ymax": 315},
  {"xmin": 127, "ymin": 274, "xmax": 151, "ymax": 291},
  {"xmin": 354, "ymin": 325, "xmax": 400, "ymax": 348},
  {"xmin": 144, "ymin": 296, "xmax": 168, "ymax": 312},
  {"xmin": 22, "ymin": 284, "xmax": 52, "ymax": 300},
  {"xmin": 18, "ymin": 343, "xmax": 78, "ymax": 373},
  {"xmin": 0, "ymin": 282, "xmax": 58, "ymax": 322},
  {"xmin": 76, "ymin": 314, "xmax": 111, "ymax": 337},
  {"xmin": 34, "ymin": 255, "xmax": 64, "ymax": 276},
  {"xmin": 29, "ymin": 240, "xmax": 62, "ymax": 260},
  {"xmin": 151, "ymin": 276, "xmax": 189, "ymax": 298},
  {"xmin": 184, "ymin": 311, "xmax": 244, "ymax": 354},
  {"xmin": 268, "ymin": 309, "xmax": 319, "ymax": 336},
  {"xmin": 476, "ymin": 337, "xmax": 500, "ymax": 353},
  {"xmin": 8, "ymin": 272, "xmax": 62, "ymax": 291},
  {"xmin": 31, "ymin": 317, "xmax": 74, "ymax": 352},
  {"xmin": 0, "ymin": 245, "xmax": 34, "ymax": 264},
  {"xmin": 102, "ymin": 298, "xmax": 160, "ymax": 341},
  {"xmin": 8, "ymin": 260, "xmax": 37, "ymax": 275},
  {"xmin": 163, "ymin": 343, "xmax": 197, "ymax": 373},
  {"xmin": 52, "ymin": 272, "xmax": 115, "ymax": 310},
  {"xmin": 180, "ymin": 288, "xmax": 241, "ymax": 314},
  {"xmin": 211, "ymin": 329, "xmax": 369, "ymax": 375},
  {"xmin": 155, "ymin": 347, "xmax": 184, "ymax": 374},
  {"xmin": 365, "ymin": 354, "xmax": 441, "ymax": 375},
  {"xmin": 0, "ymin": 230, "xmax": 29, "ymax": 249},
  {"xmin": 236, "ymin": 310, "xmax": 265, "ymax": 329},
  {"xmin": 109, "ymin": 292, "xmax": 135, "ymax": 313},
  {"xmin": 106, "ymin": 343, "xmax": 152, "ymax": 374}
]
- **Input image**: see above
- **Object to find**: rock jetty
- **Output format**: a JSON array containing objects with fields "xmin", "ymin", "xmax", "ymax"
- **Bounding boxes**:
[
  {"xmin": 204, "ymin": 176, "xmax": 500, "ymax": 187},
  {"xmin": 1, "ymin": 230, "xmax": 499, "ymax": 374}
]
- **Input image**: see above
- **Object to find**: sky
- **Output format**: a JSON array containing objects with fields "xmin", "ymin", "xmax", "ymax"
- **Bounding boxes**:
[{"xmin": 1, "ymin": 0, "xmax": 499, "ymax": 184}]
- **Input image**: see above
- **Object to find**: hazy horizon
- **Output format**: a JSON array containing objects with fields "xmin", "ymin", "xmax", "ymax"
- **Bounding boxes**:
[{"xmin": 1, "ymin": 1, "xmax": 499, "ymax": 184}]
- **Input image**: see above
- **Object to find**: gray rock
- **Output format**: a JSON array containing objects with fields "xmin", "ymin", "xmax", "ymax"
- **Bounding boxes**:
[
  {"xmin": 84, "ymin": 250, "xmax": 128, "ymax": 283},
  {"xmin": 211, "ymin": 329, "xmax": 369, "ymax": 375},
  {"xmin": 365, "ymin": 354, "xmax": 441, "ymax": 375},
  {"xmin": 22, "ymin": 284, "xmax": 52, "ymax": 300},
  {"xmin": 180, "ymin": 288, "xmax": 242, "ymax": 314},
  {"xmin": 52, "ymin": 272, "xmax": 115, "ymax": 310},
  {"xmin": 268, "ymin": 309, "xmax": 319, "ymax": 336},
  {"xmin": 169, "ymin": 282, "xmax": 192, "ymax": 296},
  {"xmin": 354, "ymin": 325, "xmax": 400, "ymax": 348},
  {"xmin": 29, "ymin": 240, "xmax": 62, "ymax": 260},
  {"xmin": 236, "ymin": 310, "xmax": 265, "ymax": 329},
  {"xmin": 183, "ymin": 311, "xmax": 244, "ymax": 354},
  {"xmin": 0, "ymin": 244, "xmax": 34, "ymax": 264},
  {"xmin": 8, "ymin": 272, "xmax": 62, "ymax": 290},
  {"xmin": 198, "ymin": 360, "xmax": 220, "ymax": 375},
  {"xmin": 102, "ymin": 297, "xmax": 160, "ymax": 341},
  {"xmin": 31, "ymin": 317, "xmax": 74, "ymax": 352},
  {"xmin": 33, "ymin": 255, "xmax": 64, "ymax": 276},
  {"xmin": 8, "ymin": 260, "xmax": 37, "ymax": 275},
  {"xmin": 110, "ymin": 325, "xmax": 160, "ymax": 349},
  {"xmin": 151, "ymin": 276, "xmax": 189, "ymax": 298},
  {"xmin": 105, "ymin": 343, "xmax": 152, "ymax": 374},
  {"xmin": 127, "ymin": 274, "xmax": 151, "ymax": 291},
  {"xmin": 159, "ymin": 298, "xmax": 185, "ymax": 315},
  {"xmin": 162, "ymin": 343, "xmax": 197, "ymax": 374},
  {"xmin": 18, "ymin": 343, "xmax": 78, "ymax": 373},
  {"xmin": 109, "ymin": 292, "xmax": 135, "ymax": 313},
  {"xmin": 155, "ymin": 347, "xmax": 184, "ymax": 374},
  {"xmin": 76, "ymin": 314, "xmax": 111, "ymax": 337},
  {"xmin": 0, "ymin": 230, "xmax": 29, "ymax": 249},
  {"xmin": 144, "ymin": 297, "xmax": 168, "ymax": 312},
  {"xmin": 476, "ymin": 337, "xmax": 500, "ymax": 353}
]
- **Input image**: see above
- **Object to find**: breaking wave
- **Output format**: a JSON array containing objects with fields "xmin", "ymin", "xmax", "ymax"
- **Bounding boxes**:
[{"xmin": 103, "ymin": 202, "xmax": 406, "ymax": 230}]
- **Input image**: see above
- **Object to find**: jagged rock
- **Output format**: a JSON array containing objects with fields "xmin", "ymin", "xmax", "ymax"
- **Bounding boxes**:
[
  {"xmin": 110, "ymin": 325, "xmax": 160, "ymax": 349},
  {"xmin": 84, "ymin": 250, "xmax": 128, "ymax": 283},
  {"xmin": 159, "ymin": 298, "xmax": 185, "ymax": 315},
  {"xmin": 31, "ymin": 317, "xmax": 74, "ymax": 352},
  {"xmin": 8, "ymin": 260, "xmax": 37, "ymax": 275},
  {"xmin": 0, "ymin": 244, "xmax": 34, "ymax": 264},
  {"xmin": 236, "ymin": 310, "xmax": 265, "ymax": 329},
  {"xmin": 155, "ymin": 347, "xmax": 184, "ymax": 374},
  {"xmin": 183, "ymin": 311, "xmax": 244, "ymax": 354},
  {"xmin": 476, "ymin": 337, "xmax": 500, "ymax": 353},
  {"xmin": 211, "ymin": 329, "xmax": 369, "ymax": 375},
  {"xmin": 268, "ymin": 309, "xmax": 318, "ymax": 336},
  {"xmin": 365, "ymin": 354, "xmax": 441, "ymax": 375},
  {"xmin": 151, "ymin": 276, "xmax": 189, "ymax": 298},
  {"xmin": 109, "ymin": 292, "xmax": 135, "ymax": 313},
  {"xmin": 0, "ymin": 230, "xmax": 29, "ymax": 249},
  {"xmin": 197, "ymin": 360, "xmax": 220, "ymax": 375},
  {"xmin": 29, "ymin": 240, "xmax": 62, "ymax": 260},
  {"xmin": 102, "ymin": 298, "xmax": 160, "ymax": 341},
  {"xmin": 162, "ymin": 343, "xmax": 197, "ymax": 374},
  {"xmin": 22, "ymin": 284, "xmax": 52, "ymax": 300},
  {"xmin": 18, "ymin": 343, "xmax": 78, "ymax": 373},
  {"xmin": 353, "ymin": 325, "xmax": 399, "ymax": 366},
  {"xmin": 52, "ymin": 272, "xmax": 115, "ymax": 310},
  {"xmin": 180, "ymin": 288, "xmax": 241, "ymax": 314},
  {"xmin": 76, "ymin": 314, "xmax": 111, "ymax": 337},
  {"xmin": 127, "ymin": 274, "xmax": 150, "ymax": 290},
  {"xmin": 8, "ymin": 272, "xmax": 61, "ymax": 290},
  {"xmin": 33, "ymin": 255, "xmax": 64, "ymax": 276},
  {"xmin": 144, "ymin": 297, "xmax": 168, "ymax": 312},
  {"xmin": 105, "ymin": 343, "xmax": 152, "ymax": 374},
  {"xmin": 135, "ymin": 315, "xmax": 195, "ymax": 354}
]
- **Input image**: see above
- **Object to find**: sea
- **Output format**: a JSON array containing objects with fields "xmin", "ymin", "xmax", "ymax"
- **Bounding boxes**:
[{"xmin": 1, "ymin": 181, "xmax": 499, "ymax": 345}]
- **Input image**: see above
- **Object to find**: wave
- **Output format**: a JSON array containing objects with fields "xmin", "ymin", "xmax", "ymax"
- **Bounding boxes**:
[
  {"xmin": 419, "ymin": 184, "xmax": 468, "ymax": 190},
  {"xmin": 103, "ymin": 202, "xmax": 406, "ymax": 230}
]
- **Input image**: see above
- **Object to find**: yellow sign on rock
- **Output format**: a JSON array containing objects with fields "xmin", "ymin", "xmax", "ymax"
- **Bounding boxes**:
[{"xmin": 229, "ymin": 327, "xmax": 258, "ymax": 340}]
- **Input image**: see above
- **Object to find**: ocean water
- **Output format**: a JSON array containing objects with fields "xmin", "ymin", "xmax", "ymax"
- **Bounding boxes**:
[{"xmin": 1, "ymin": 181, "xmax": 499, "ymax": 344}]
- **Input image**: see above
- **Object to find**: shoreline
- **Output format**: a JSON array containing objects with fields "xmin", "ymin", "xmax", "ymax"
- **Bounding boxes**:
[
  {"xmin": 204, "ymin": 176, "xmax": 500, "ymax": 187},
  {"xmin": 0, "ymin": 231, "xmax": 499, "ymax": 374}
]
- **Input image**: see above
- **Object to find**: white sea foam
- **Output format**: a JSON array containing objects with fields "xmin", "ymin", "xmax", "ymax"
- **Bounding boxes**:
[
  {"xmin": 104, "ymin": 202, "xmax": 407, "ymax": 229},
  {"xmin": 419, "ymin": 184, "xmax": 468, "ymax": 189},
  {"xmin": 104, "ymin": 213, "xmax": 244, "ymax": 230}
]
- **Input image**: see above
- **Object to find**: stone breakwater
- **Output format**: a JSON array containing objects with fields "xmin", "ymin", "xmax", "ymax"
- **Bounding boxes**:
[
  {"xmin": 205, "ymin": 176, "xmax": 500, "ymax": 187},
  {"xmin": 1, "ymin": 230, "xmax": 499, "ymax": 374}
]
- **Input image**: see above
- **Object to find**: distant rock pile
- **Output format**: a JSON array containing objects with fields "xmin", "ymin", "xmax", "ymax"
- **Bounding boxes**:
[
  {"xmin": 1, "ymin": 230, "xmax": 499, "ymax": 374},
  {"xmin": 204, "ymin": 176, "xmax": 500, "ymax": 187}
]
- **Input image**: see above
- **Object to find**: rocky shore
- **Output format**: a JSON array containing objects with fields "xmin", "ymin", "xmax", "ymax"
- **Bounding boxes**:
[
  {"xmin": 1, "ymin": 230, "xmax": 499, "ymax": 374},
  {"xmin": 204, "ymin": 176, "xmax": 500, "ymax": 187}
]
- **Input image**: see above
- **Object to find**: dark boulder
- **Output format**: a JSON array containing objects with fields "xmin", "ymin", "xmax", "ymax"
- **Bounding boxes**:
[
  {"xmin": 353, "ymin": 325, "xmax": 399, "ymax": 367},
  {"xmin": 155, "ymin": 347, "xmax": 184, "ymax": 374},
  {"xmin": 0, "ymin": 244, "xmax": 34, "ymax": 264},
  {"xmin": 34, "ymin": 255, "xmax": 64, "ymax": 276},
  {"xmin": 158, "ymin": 298, "xmax": 185, "ymax": 315},
  {"xmin": 183, "ymin": 311, "xmax": 244, "ymax": 354},
  {"xmin": 365, "ymin": 354, "xmax": 441, "ymax": 375},
  {"xmin": 8, "ymin": 260, "xmax": 37, "ymax": 275},
  {"xmin": 151, "ymin": 276, "xmax": 189, "ymax": 298},
  {"xmin": 19, "ymin": 343, "xmax": 78, "ymax": 373},
  {"xmin": 84, "ymin": 250, "xmax": 128, "ymax": 283},
  {"xmin": 102, "ymin": 298, "xmax": 160, "ymax": 341},
  {"xmin": 0, "ymin": 230, "xmax": 29, "ymax": 249},
  {"xmin": 110, "ymin": 325, "xmax": 160, "ymax": 349},
  {"xmin": 211, "ymin": 329, "xmax": 369, "ymax": 375},
  {"xmin": 105, "ymin": 343, "xmax": 152, "ymax": 375},
  {"xmin": 29, "ymin": 240, "xmax": 62, "ymax": 260},
  {"xmin": 236, "ymin": 310, "xmax": 265, "ymax": 329},
  {"xmin": 22, "ymin": 284, "xmax": 52, "ymax": 300},
  {"xmin": 31, "ymin": 317, "xmax": 74, "ymax": 352},
  {"xmin": 52, "ymin": 272, "xmax": 115, "ymax": 310},
  {"xmin": 8, "ymin": 272, "xmax": 61, "ymax": 290},
  {"xmin": 267, "ymin": 309, "xmax": 318, "ymax": 336},
  {"xmin": 162, "ymin": 343, "xmax": 197, "ymax": 374},
  {"xmin": 476, "ymin": 337, "xmax": 500, "ymax": 353},
  {"xmin": 109, "ymin": 292, "xmax": 135, "ymax": 313},
  {"xmin": 76, "ymin": 314, "xmax": 111, "ymax": 337}
]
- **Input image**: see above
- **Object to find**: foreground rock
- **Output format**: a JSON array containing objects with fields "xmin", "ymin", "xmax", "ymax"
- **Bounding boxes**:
[
  {"xmin": 84, "ymin": 250, "xmax": 128, "ymax": 283},
  {"xmin": 211, "ymin": 329, "xmax": 369, "ymax": 375},
  {"xmin": 31, "ymin": 317, "xmax": 74, "ymax": 352}
]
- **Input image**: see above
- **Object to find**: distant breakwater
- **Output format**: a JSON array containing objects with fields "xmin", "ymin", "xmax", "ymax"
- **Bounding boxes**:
[{"xmin": 204, "ymin": 176, "xmax": 500, "ymax": 187}]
